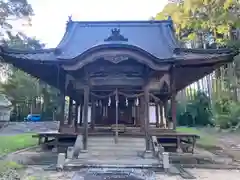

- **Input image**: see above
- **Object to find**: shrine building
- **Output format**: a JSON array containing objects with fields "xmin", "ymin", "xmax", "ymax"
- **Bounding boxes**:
[{"xmin": 0, "ymin": 18, "xmax": 237, "ymax": 152}]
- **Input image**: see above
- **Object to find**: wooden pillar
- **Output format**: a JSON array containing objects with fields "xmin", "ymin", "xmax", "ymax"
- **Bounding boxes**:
[
  {"xmin": 115, "ymin": 88, "xmax": 119, "ymax": 144},
  {"xmin": 139, "ymin": 96, "xmax": 145, "ymax": 131},
  {"xmin": 79, "ymin": 104, "xmax": 83, "ymax": 126},
  {"xmin": 163, "ymin": 100, "xmax": 168, "ymax": 127},
  {"xmin": 58, "ymin": 93, "xmax": 65, "ymax": 132},
  {"xmin": 155, "ymin": 103, "xmax": 159, "ymax": 128},
  {"xmin": 91, "ymin": 97, "xmax": 96, "ymax": 130},
  {"xmin": 83, "ymin": 86, "xmax": 89, "ymax": 151},
  {"xmin": 68, "ymin": 98, "xmax": 73, "ymax": 125},
  {"xmin": 159, "ymin": 104, "xmax": 164, "ymax": 127},
  {"xmin": 171, "ymin": 95, "xmax": 177, "ymax": 129},
  {"xmin": 144, "ymin": 87, "xmax": 150, "ymax": 151},
  {"xmin": 135, "ymin": 104, "xmax": 140, "ymax": 126},
  {"xmin": 170, "ymin": 68, "xmax": 177, "ymax": 130},
  {"xmin": 74, "ymin": 102, "xmax": 79, "ymax": 128}
]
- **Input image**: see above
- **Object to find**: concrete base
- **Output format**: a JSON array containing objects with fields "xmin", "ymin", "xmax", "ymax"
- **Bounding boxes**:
[
  {"xmin": 56, "ymin": 153, "xmax": 66, "ymax": 170},
  {"xmin": 67, "ymin": 147, "xmax": 74, "ymax": 159},
  {"xmin": 176, "ymin": 147, "xmax": 183, "ymax": 153},
  {"xmin": 80, "ymin": 149, "xmax": 88, "ymax": 153},
  {"xmin": 78, "ymin": 150, "xmax": 89, "ymax": 159},
  {"xmin": 52, "ymin": 147, "xmax": 58, "ymax": 153},
  {"xmin": 141, "ymin": 150, "xmax": 154, "ymax": 159}
]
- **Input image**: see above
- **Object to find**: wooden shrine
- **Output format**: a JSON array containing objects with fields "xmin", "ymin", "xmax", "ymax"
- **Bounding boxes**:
[{"xmin": 0, "ymin": 18, "xmax": 237, "ymax": 152}]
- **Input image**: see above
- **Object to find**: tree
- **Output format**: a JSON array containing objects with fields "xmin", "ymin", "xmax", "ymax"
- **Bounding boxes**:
[
  {"xmin": 156, "ymin": 0, "xmax": 240, "ymax": 44},
  {"xmin": 156, "ymin": 0, "xmax": 240, "ymax": 128},
  {"xmin": 0, "ymin": 0, "xmax": 33, "ymax": 38},
  {"xmin": 0, "ymin": 36, "xmax": 58, "ymax": 121},
  {"xmin": 0, "ymin": 0, "xmax": 35, "ymax": 84}
]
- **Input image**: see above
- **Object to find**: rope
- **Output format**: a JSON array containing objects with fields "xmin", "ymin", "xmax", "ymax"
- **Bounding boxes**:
[
  {"xmin": 91, "ymin": 91, "xmax": 162, "ymax": 104},
  {"xmin": 118, "ymin": 91, "xmax": 144, "ymax": 98},
  {"xmin": 90, "ymin": 90, "xmax": 116, "ymax": 99},
  {"xmin": 91, "ymin": 90, "xmax": 144, "ymax": 99}
]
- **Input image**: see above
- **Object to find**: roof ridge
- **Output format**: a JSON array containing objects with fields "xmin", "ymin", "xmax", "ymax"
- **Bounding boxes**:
[{"xmin": 66, "ymin": 20, "xmax": 173, "ymax": 26}]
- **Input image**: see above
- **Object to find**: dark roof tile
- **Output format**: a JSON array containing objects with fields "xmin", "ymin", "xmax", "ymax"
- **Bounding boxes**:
[{"xmin": 56, "ymin": 20, "xmax": 179, "ymax": 60}]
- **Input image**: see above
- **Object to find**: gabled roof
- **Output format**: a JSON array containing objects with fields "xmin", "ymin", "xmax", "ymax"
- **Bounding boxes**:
[
  {"xmin": 0, "ymin": 19, "xmax": 181, "ymax": 62},
  {"xmin": 56, "ymin": 20, "xmax": 179, "ymax": 60},
  {"xmin": 0, "ymin": 19, "xmax": 238, "ymax": 64},
  {"xmin": 0, "ymin": 19, "xmax": 237, "ymax": 66}
]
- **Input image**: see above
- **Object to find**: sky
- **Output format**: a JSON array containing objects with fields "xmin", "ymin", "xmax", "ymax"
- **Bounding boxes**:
[{"xmin": 20, "ymin": 0, "xmax": 168, "ymax": 47}]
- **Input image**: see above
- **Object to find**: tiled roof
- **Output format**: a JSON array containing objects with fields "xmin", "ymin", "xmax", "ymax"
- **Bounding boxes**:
[
  {"xmin": 55, "ymin": 20, "xmax": 179, "ymax": 60},
  {"xmin": 0, "ymin": 48, "xmax": 58, "ymax": 61},
  {"xmin": 0, "ymin": 20, "xmax": 237, "ymax": 64}
]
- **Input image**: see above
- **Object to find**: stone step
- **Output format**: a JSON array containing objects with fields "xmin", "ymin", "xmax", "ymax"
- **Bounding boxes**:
[
  {"xmin": 88, "ymin": 137, "xmax": 145, "ymax": 143},
  {"xmin": 86, "ymin": 151, "xmax": 141, "ymax": 157},
  {"xmin": 80, "ymin": 137, "xmax": 146, "ymax": 157},
  {"xmin": 64, "ymin": 158, "xmax": 161, "ymax": 168},
  {"xmin": 88, "ymin": 145, "xmax": 145, "ymax": 151}
]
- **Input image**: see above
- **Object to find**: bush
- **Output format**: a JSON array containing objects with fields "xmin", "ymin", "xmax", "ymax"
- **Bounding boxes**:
[
  {"xmin": 214, "ymin": 96, "xmax": 240, "ymax": 128},
  {"xmin": 168, "ymin": 91, "xmax": 213, "ymax": 126},
  {"xmin": 215, "ymin": 114, "xmax": 231, "ymax": 129}
]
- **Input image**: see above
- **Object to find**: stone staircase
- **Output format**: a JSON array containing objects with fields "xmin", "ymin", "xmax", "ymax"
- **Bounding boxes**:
[
  {"xmin": 87, "ymin": 136, "xmax": 146, "ymax": 157},
  {"xmin": 64, "ymin": 136, "xmax": 161, "ymax": 168}
]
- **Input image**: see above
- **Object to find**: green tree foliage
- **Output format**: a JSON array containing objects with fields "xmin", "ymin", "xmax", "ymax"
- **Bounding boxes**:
[
  {"xmin": 0, "ymin": 0, "xmax": 33, "ymax": 36},
  {"xmin": 168, "ymin": 91, "xmax": 212, "ymax": 126},
  {"xmin": 0, "ymin": 36, "xmax": 59, "ymax": 121},
  {"xmin": 177, "ymin": 91, "xmax": 212, "ymax": 126},
  {"xmin": 0, "ymin": 0, "xmax": 59, "ymax": 121},
  {"xmin": 156, "ymin": 0, "xmax": 240, "ymax": 44},
  {"xmin": 157, "ymin": 0, "xmax": 240, "ymax": 129}
]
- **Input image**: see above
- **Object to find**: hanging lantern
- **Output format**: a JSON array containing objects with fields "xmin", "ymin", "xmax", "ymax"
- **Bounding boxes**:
[
  {"xmin": 95, "ymin": 101, "xmax": 98, "ymax": 107},
  {"xmin": 135, "ymin": 98, "xmax": 139, "ymax": 106},
  {"xmin": 108, "ymin": 97, "xmax": 111, "ymax": 106},
  {"xmin": 125, "ymin": 98, "xmax": 128, "ymax": 107}
]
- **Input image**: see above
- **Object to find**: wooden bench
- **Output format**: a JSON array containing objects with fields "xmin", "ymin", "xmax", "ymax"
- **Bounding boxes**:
[{"xmin": 111, "ymin": 124, "xmax": 126, "ymax": 133}]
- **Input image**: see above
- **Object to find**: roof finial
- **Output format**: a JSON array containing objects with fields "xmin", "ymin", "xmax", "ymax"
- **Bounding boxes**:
[
  {"xmin": 68, "ymin": 15, "xmax": 73, "ymax": 23},
  {"xmin": 66, "ymin": 15, "xmax": 73, "ymax": 32}
]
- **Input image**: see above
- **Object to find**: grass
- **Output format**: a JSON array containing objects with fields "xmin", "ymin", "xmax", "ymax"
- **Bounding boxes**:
[
  {"xmin": 177, "ymin": 127, "xmax": 220, "ymax": 149},
  {"xmin": 0, "ymin": 133, "xmax": 37, "ymax": 155}
]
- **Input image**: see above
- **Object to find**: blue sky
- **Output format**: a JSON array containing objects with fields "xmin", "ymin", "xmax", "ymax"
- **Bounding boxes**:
[{"xmin": 22, "ymin": 0, "xmax": 168, "ymax": 47}]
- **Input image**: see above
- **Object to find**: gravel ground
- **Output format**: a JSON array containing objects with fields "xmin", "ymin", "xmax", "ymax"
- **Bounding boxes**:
[
  {"xmin": 1, "ymin": 124, "xmax": 240, "ymax": 179},
  {"xmin": 0, "ymin": 122, "xmax": 59, "ymax": 135},
  {"xmin": 20, "ymin": 167, "xmax": 240, "ymax": 180}
]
